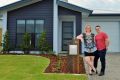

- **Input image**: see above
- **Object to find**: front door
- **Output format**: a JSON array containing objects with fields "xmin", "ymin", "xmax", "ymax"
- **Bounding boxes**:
[{"xmin": 62, "ymin": 21, "xmax": 74, "ymax": 51}]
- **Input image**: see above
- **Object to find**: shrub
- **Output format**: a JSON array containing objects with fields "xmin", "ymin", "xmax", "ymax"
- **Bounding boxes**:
[
  {"xmin": 38, "ymin": 32, "xmax": 51, "ymax": 53},
  {"xmin": 2, "ymin": 31, "xmax": 10, "ymax": 54},
  {"xmin": 21, "ymin": 32, "xmax": 31, "ymax": 54}
]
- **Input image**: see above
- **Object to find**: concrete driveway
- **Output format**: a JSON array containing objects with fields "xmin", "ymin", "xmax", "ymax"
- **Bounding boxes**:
[{"xmin": 84, "ymin": 53, "xmax": 120, "ymax": 80}]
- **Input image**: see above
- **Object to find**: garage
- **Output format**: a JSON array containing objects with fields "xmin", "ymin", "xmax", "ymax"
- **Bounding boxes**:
[{"xmin": 82, "ymin": 21, "xmax": 120, "ymax": 53}]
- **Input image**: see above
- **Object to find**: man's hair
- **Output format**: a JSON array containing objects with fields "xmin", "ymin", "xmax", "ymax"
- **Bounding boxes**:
[{"xmin": 96, "ymin": 25, "xmax": 101, "ymax": 28}]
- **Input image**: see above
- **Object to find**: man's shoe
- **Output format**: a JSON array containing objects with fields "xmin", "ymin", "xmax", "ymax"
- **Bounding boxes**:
[{"xmin": 98, "ymin": 72, "xmax": 104, "ymax": 76}]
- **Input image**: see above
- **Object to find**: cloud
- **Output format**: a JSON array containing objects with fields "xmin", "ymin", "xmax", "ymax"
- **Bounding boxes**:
[
  {"xmin": 0, "ymin": 0, "xmax": 19, "ymax": 7},
  {"xmin": 69, "ymin": 0, "xmax": 120, "ymax": 12}
]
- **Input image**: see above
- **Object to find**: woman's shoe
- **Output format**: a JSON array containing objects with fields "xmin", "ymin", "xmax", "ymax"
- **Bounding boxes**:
[
  {"xmin": 96, "ymin": 70, "xmax": 98, "ymax": 74},
  {"xmin": 89, "ymin": 73, "xmax": 93, "ymax": 75},
  {"xmin": 91, "ymin": 69, "xmax": 94, "ymax": 72},
  {"xmin": 91, "ymin": 69, "xmax": 98, "ymax": 74}
]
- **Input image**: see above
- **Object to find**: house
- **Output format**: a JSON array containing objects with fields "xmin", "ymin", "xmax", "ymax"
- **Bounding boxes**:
[
  {"xmin": 0, "ymin": 20, "xmax": 2, "ymax": 46},
  {"xmin": 0, "ymin": 0, "xmax": 119, "ymax": 54},
  {"xmin": 0, "ymin": 28, "xmax": 2, "ymax": 46}
]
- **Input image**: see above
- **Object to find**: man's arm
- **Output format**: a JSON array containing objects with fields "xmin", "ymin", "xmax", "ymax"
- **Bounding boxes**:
[
  {"xmin": 104, "ymin": 32, "xmax": 109, "ymax": 49},
  {"xmin": 105, "ymin": 38, "xmax": 109, "ymax": 49}
]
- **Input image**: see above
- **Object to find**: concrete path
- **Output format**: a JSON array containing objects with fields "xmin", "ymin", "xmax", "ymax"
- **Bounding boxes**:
[{"xmin": 84, "ymin": 53, "xmax": 120, "ymax": 80}]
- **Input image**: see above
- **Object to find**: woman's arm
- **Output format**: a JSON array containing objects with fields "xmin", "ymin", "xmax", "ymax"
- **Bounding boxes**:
[
  {"xmin": 94, "ymin": 36, "xmax": 96, "ymax": 46},
  {"xmin": 76, "ymin": 34, "xmax": 83, "ymax": 42}
]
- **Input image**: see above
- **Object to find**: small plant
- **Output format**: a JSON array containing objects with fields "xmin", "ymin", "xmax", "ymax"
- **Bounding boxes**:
[
  {"xmin": 2, "ymin": 31, "xmax": 10, "ymax": 54},
  {"xmin": 21, "ymin": 32, "xmax": 31, "ymax": 54},
  {"xmin": 38, "ymin": 32, "xmax": 51, "ymax": 53},
  {"xmin": 47, "ymin": 50, "xmax": 56, "ymax": 55},
  {"xmin": 55, "ymin": 55, "xmax": 61, "ymax": 72}
]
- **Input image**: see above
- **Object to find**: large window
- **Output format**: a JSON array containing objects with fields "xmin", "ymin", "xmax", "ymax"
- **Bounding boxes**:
[{"xmin": 16, "ymin": 20, "xmax": 44, "ymax": 48}]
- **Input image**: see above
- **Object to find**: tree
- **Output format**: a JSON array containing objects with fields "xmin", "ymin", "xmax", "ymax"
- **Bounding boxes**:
[
  {"xmin": 3, "ymin": 31, "xmax": 10, "ymax": 54},
  {"xmin": 38, "ymin": 32, "xmax": 51, "ymax": 53},
  {"xmin": 21, "ymin": 32, "xmax": 31, "ymax": 54}
]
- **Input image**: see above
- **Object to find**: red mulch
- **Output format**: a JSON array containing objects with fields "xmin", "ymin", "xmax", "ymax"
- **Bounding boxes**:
[{"xmin": 39, "ymin": 54, "xmax": 86, "ymax": 74}]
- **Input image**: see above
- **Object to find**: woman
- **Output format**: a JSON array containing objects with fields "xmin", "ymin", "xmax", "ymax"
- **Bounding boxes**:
[{"xmin": 77, "ymin": 25, "xmax": 96, "ymax": 75}]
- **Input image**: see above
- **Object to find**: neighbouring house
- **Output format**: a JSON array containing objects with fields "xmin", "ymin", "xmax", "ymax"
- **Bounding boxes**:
[
  {"xmin": 0, "ymin": 0, "xmax": 120, "ymax": 54},
  {"xmin": 0, "ymin": 28, "xmax": 2, "ymax": 46},
  {"xmin": 0, "ymin": 20, "xmax": 2, "ymax": 46}
]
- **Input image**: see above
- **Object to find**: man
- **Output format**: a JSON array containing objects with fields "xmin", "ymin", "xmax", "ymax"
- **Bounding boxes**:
[{"xmin": 94, "ymin": 25, "xmax": 109, "ymax": 76}]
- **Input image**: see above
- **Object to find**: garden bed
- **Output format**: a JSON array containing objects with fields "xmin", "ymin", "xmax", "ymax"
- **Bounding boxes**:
[{"xmin": 39, "ymin": 54, "xmax": 86, "ymax": 74}]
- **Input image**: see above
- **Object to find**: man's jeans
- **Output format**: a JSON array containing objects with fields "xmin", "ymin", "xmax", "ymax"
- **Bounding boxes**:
[{"xmin": 94, "ymin": 49, "xmax": 107, "ymax": 73}]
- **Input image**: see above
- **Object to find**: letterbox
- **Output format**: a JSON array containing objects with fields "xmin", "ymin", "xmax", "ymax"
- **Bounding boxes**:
[{"xmin": 69, "ymin": 38, "xmax": 80, "ymax": 55}]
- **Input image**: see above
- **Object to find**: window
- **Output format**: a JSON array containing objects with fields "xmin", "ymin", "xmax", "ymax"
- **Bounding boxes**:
[
  {"xmin": 35, "ymin": 34, "xmax": 41, "ymax": 48},
  {"xmin": 16, "ymin": 20, "xmax": 44, "ymax": 48},
  {"xmin": 35, "ymin": 20, "xmax": 44, "ymax": 33},
  {"xmin": 35, "ymin": 20, "xmax": 44, "ymax": 48},
  {"xmin": 16, "ymin": 34, "xmax": 23, "ymax": 47},
  {"xmin": 16, "ymin": 20, "xmax": 25, "ymax": 47},
  {"xmin": 26, "ymin": 20, "xmax": 34, "ymax": 33},
  {"xmin": 17, "ymin": 20, "xmax": 25, "ymax": 33}
]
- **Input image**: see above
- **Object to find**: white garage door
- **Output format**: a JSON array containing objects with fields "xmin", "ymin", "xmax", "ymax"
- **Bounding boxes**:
[{"xmin": 84, "ymin": 22, "xmax": 120, "ymax": 53}]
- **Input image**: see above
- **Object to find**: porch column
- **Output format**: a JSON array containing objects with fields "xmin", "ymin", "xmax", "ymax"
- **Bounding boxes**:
[{"xmin": 53, "ymin": 0, "xmax": 59, "ymax": 54}]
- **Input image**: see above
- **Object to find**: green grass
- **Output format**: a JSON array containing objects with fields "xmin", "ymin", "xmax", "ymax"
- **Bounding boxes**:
[{"xmin": 0, "ymin": 55, "xmax": 87, "ymax": 80}]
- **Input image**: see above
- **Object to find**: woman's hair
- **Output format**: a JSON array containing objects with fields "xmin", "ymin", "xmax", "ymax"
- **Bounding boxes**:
[{"xmin": 85, "ymin": 25, "xmax": 92, "ymax": 33}]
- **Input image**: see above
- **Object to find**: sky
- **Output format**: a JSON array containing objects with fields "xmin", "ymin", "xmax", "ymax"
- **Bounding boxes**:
[
  {"xmin": 69, "ymin": 0, "xmax": 120, "ymax": 13},
  {"xmin": 0, "ymin": 0, "xmax": 120, "ymax": 13}
]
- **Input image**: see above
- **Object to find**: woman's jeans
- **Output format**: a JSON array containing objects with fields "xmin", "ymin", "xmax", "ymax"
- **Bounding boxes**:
[{"xmin": 94, "ymin": 49, "xmax": 107, "ymax": 73}]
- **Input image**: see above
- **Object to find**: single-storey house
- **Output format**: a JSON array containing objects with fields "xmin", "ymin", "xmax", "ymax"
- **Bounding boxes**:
[{"xmin": 0, "ymin": 0, "xmax": 120, "ymax": 54}]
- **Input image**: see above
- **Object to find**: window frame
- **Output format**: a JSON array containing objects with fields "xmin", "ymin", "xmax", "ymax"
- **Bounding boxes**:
[{"xmin": 16, "ymin": 19, "xmax": 45, "ymax": 49}]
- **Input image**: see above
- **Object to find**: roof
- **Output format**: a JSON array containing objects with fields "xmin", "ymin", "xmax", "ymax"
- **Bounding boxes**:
[
  {"xmin": 0, "ymin": 0, "xmax": 92, "ymax": 14},
  {"xmin": 89, "ymin": 13, "xmax": 120, "ymax": 16},
  {"xmin": 57, "ymin": 0, "xmax": 93, "ymax": 14},
  {"xmin": 1, "ymin": 0, "xmax": 119, "ymax": 16},
  {"xmin": 0, "ymin": 0, "xmax": 42, "ymax": 12}
]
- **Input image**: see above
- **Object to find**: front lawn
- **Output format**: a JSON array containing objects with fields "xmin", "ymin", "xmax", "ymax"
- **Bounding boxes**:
[{"xmin": 0, "ymin": 55, "xmax": 87, "ymax": 80}]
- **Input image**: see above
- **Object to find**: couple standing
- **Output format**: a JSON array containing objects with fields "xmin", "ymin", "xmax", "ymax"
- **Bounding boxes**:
[{"xmin": 77, "ymin": 25, "xmax": 109, "ymax": 76}]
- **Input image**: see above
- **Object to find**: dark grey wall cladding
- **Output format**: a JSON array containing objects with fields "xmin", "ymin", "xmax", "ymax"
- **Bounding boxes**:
[
  {"xmin": 7, "ymin": 0, "xmax": 53, "ymax": 50},
  {"xmin": 58, "ymin": 6, "xmax": 82, "ymax": 36}
]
